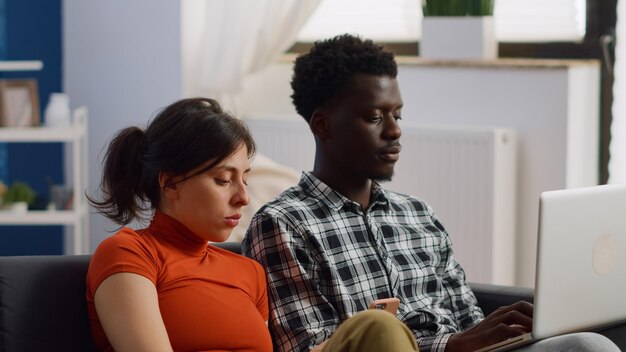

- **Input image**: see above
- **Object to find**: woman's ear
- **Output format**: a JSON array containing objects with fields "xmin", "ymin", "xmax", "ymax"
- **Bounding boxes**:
[
  {"xmin": 159, "ymin": 172, "xmax": 179, "ymax": 200},
  {"xmin": 310, "ymin": 109, "xmax": 330, "ymax": 140}
]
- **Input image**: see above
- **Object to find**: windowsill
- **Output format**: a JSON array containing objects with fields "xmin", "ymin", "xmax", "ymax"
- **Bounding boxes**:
[
  {"xmin": 278, "ymin": 53, "xmax": 599, "ymax": 69},
  {"xmin": 394, "ymin": 56, "xmax": 600, "ymax": 69}
]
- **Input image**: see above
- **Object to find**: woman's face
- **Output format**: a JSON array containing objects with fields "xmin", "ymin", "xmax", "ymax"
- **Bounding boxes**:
[{"xmin": 162, "ymin": 144, "xmax": 251, "ymax": 242}]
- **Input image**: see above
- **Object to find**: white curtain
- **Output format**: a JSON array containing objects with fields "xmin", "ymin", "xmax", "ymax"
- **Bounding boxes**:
[
  {"xmin": 183, "ymin": 0, "xmax": 320, "ymax": 110},
  {"xmin": 610, "ymin": 1, "xmax": 626, "ymax": 183}
]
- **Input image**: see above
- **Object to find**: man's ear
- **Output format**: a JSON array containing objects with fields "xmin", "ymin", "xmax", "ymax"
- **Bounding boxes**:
[{"xmin": 310, "ymin": 109, "xmax": 331, "ymax": 140}]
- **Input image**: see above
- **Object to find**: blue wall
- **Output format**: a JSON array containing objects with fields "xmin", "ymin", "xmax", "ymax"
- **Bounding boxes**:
[{"xmin": 0, "ymin": 0, "xmax": 64, "ymax": 255}]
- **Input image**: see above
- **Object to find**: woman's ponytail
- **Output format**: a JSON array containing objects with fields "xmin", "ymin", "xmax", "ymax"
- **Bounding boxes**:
[{"xmin": 87, "ymin": 126, "xmax": 148, "ymax": 225}]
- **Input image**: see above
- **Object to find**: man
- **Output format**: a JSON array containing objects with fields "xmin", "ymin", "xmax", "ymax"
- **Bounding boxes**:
[{"xmin": 243, "ymin": 34, "xmax": 618, "ymax": 352}]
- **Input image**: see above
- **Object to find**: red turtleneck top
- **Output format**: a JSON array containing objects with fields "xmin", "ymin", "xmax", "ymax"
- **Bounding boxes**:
[{"xmin": 86, "ymin": 211, "xmax": 271, "ymax": 352}]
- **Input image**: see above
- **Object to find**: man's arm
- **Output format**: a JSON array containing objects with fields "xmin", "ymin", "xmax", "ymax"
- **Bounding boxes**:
[
  {"xmin": 398, "ymin": 205, "xmax": 485, "ymax": 352},
  {"xmin": 427, "ymin": 210, "xmax": 532, "ymax": 352},
  {"xmin": 437, "ymin": 248, "xmax": 533, "ymax": 352},
  {"xmin": 409, "ymin": 250, "xmax": 486, "ymax": 351},
  {"xmin": 243, "ymin": 212, "xmax": 338, "ymax": 352}
]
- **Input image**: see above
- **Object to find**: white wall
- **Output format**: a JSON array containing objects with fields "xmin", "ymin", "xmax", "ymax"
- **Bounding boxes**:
[
  {"xmin": 239, "ymin": 59, "xmax": 600, "ymax": 287},
  {"xmin": 398, "ymin": 61, "xmax": 599, "ymax": 287},
  {"xmin": 63, "ymin": 0, "xmax": 182, "ymax": 250}
]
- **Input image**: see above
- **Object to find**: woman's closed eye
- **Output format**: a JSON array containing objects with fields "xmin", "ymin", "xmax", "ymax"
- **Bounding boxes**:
[{"xmin": 215, "ymin": 178, "xmax": 231, "ymax": 186}]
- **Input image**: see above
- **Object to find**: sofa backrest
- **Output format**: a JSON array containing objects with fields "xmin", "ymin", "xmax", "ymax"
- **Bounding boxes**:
[
  {"xmin": 0, "ymin": 242, "xmax": 243, "ymax": 352},
  {"xmin": 0, "ymin": 243, "xmax": 551, "ymax": 351}
]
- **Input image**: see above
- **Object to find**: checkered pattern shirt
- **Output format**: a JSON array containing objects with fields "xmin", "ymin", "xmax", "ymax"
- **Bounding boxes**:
[{"xmin": 243, "ymin": 172, "xmax": 484, "ymax": 352}]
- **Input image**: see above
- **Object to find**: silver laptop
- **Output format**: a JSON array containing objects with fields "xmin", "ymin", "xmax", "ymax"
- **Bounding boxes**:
[{"xmin": 477, "ymin": 184, "xmax": 626, "ymax": 352}]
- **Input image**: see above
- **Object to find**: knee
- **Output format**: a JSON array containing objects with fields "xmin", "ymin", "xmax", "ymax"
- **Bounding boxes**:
[
  {"xmin": 554, "ymin": 332, "xmax": 620, "ymax": 352},
  {"xmin": 352, "ymin": 309, "xmax": 399, "ymax": 328},
  {"xmin": 351, "ymin": 310, "xmax": 417, "ymax": 347}
]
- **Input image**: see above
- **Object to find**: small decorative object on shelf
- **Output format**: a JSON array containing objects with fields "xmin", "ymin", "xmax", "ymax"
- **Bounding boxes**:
[
  {"xmin": 49, "ymin": 184, "xmax": 73, "ymax": 210},
  {"xmin": 421, "ymin": 0, "xmax": 497, "ymax": 60},
  {"xmin": 2, "ymin": 181, "xmax": 36, "ymax": 212},
  {"xmin": 44, "ymin": 93, "xmax": 71, "ymax": 127},
  {"xmin": 0, "ymin": 79, "xmax": 40, "ymax": 127}
]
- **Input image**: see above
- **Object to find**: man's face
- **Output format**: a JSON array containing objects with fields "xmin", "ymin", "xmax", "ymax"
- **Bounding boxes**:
[{"xmin": 325, "ymin": 74, "xmax": 403, "ymax": 181}]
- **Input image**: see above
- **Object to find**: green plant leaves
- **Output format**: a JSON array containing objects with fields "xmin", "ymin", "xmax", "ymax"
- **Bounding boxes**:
[
  {"xmin": 2, "ymin": 181, "xmax": 36, "ymax": 205},
  {"xmin": 422, "ymin": 0, "xmax": 494, "ymax": 16}
]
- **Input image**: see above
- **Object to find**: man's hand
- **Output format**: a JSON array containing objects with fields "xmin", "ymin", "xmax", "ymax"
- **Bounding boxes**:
[{"xmin": 445, "ymin": 301, "xmax": 533, "ymax": 352}]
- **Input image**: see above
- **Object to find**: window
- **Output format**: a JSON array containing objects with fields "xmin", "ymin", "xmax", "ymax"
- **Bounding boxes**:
[
  {"xmin": 297, "ymin": 0, "xmax": 587, "ymax": 43},
  {"xmin": 297, "ymin": 0, "xmax": 421, "ymax": 43}
]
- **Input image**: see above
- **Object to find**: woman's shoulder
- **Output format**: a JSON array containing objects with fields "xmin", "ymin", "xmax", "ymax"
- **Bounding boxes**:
[
  {"xmin": 95, "ymin": 227, "xmax": 153, "ymax": 253},
  {"xmin": 87, "ymin": 228, "xmax": 162, "ymax": 296},
  {"xmin": 90, "ymin": 227, "xmax": 162, "ymax": 269},
  {"xmin": 208, "ymin": 244, "xmax": 264, "ymax": 273},
  {"xmin": 208, "ymin": 244, "xmax": 268, "ymax": 300},
  {"xmin": 209, "ymin": 243, "xmax": 252, "ymax": 262}
]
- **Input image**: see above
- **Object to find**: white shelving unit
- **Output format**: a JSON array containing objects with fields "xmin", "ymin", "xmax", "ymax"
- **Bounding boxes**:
[{"xmin": 0, "ymin": 107, "xmax": 89, "ymax": 254}]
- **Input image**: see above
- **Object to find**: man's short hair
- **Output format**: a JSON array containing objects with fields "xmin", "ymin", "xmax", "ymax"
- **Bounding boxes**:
[{"xmin": 290, "ymin": 34, "xmax": 398, "ymax": 123}]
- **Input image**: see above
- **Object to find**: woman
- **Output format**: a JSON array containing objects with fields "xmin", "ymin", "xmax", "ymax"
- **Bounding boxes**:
[{"xmin": 86, "ymin": 98, "xmax": 271, "ymax": 352}]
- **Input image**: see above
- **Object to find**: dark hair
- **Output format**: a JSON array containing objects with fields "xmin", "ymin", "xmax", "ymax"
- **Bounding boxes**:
[
  {"xmin": 290, "ymin": 34, "xmax": 398, "ymax": 123},
  {"xmin": 88, "ymin": 97, "xmax": 256, "ymax": 225}
]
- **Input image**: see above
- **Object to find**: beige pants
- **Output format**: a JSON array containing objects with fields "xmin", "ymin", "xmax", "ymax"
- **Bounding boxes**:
[{"xmin": 321, "ymin": 309, "xmax": 419, "ymax": 352}]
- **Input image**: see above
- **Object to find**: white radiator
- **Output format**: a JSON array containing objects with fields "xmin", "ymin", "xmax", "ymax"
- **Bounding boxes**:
[{"xmin": 244, "ymin": 116, "xmax": 517, "ymax": 285}]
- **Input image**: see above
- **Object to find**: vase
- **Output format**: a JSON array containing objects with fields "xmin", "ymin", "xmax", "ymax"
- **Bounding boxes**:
[
  {"xmin": 44, "ymin": 93, "xmax": 71, "ymax": 127},
  {"xmin": 9, "ymin": 201, "xmax": 28, "ymax": 213},
  {"xmin": 420, "ymin": 16, "xmax": 497, "ymax": 60}
]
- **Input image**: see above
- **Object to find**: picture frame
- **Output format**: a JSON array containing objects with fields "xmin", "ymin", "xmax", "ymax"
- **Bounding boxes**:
[{"xmin": 0, "ymin": 79, "xmax": 40, "ymax": 127}]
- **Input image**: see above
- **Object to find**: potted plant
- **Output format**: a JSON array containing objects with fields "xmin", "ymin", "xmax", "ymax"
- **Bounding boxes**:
[
  {"xmin": 423, "ymin": 0, "xmax": 494, "ymax": 17},
  {"xmin": 2, "ymin": 181, "xmax": 36, "ymax": 212},
  {"xmin": 421, "ymin": 0, "xmax": 497, "ymax": 60}
]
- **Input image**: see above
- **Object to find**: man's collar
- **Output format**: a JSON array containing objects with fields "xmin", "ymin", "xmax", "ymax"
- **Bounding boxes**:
[{"xmin": 300, "ymin": 172, "xmax": 390, "ymax": 212}]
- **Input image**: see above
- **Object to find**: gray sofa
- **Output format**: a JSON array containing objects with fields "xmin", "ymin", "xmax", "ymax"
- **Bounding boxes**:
[{"xmin": 0, "ymin": 242, "xmax": 623, "ymax": 351}]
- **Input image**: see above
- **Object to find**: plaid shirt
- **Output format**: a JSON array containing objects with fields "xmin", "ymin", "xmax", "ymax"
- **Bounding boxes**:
[{"xmin": 243, "ymin": 172, "xmax": 484, "ymax": 352}]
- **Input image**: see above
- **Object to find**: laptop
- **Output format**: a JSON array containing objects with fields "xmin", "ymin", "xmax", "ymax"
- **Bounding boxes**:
[{"xmin": 477, "ymin": 184, "xmax": 626, "ymax": 352}]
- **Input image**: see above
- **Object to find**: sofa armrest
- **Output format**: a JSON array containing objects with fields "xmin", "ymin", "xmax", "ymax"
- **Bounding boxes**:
[
  {"xmin": 594, "ymin": 323, "xmax": 626, "ymax": 350},
  {"xmin": 469, "ymin": 282, "xmax": 534, "ymax": 316}
]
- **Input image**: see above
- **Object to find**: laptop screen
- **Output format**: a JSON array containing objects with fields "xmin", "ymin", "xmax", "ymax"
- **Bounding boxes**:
[{"xmin": 533, "ymin": 184, "xmax": 626, "ymax": 339}]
